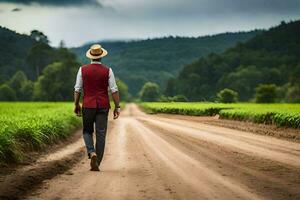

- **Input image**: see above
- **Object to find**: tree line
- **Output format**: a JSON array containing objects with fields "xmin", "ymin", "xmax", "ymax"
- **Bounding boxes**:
[
  {"xmin": 163, "ymin": 20, "xmax": 300, "ymax": 103},
  {"xmin": 137, "ymin": 81, "xmax": 281, "ymax": 103},
  {"xmin": 72, "ymin": 31, "xmax": 260, "ymax": 96},
  {"xmin": 0, "ymin": 29, "xmax": 130, "ymax": 102},
  {"xmin": 1, "ymin": 20, "xmax": 299, "ymax": 103}
]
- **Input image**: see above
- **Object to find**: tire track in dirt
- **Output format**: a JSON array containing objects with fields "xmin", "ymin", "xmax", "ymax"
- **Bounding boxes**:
[
  {"xmin": 23, "ymin": 104, "xmax": 300, "ymax": 200},
  {"xmin": 152, "ymin": 116, "xmax": 300, "ymax": 155},
  {"xmin": 137, "ymin": 115, "xmax": 300, "ymax": 168},
  {"xmin": 138, "ymin": 118, "xmax": 300, "ymax": 200},
  {"xmin": 26, "ymin": 108, "xmax": 175, "ymax": 200},
  {"xmin": 0, "ymin": 130, "xmax": 86, "ymax": 200},
  {"xmin": 128, "ymin": 118, "xmax": 263, "ymax": 200}
]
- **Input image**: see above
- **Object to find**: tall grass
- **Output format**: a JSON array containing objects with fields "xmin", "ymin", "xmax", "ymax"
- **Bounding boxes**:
[
  {"xmin": 0, "ymin": 102, "xmax": 81, "ymax": 164},
  {"xmin": 140, "ymin": 102, "xmax": 300, "ymax": 128}
]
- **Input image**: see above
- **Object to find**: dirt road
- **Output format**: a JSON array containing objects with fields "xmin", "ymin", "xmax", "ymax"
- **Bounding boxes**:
[{"xmin": 26, "ymin": 104, "xmax": 300, "ymax": 200}]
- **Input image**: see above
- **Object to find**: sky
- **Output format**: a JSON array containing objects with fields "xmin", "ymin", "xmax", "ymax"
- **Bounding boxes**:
[{"xmin": 0, "ymin": 0, "xmax": 300, "ymax": 47}]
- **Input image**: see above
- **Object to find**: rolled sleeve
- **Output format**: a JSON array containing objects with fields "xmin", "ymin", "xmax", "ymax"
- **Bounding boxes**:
[
  {"xmin": 109, "ymin": 68, "xmax": 118, "ymax": 93},
  {"xmin": 74, "ymin": 67, "xmax": 83, "ymax": 92}
]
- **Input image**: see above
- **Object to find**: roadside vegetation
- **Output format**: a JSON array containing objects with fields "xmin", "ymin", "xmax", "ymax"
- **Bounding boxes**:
[
  {"xmin": 0, "ymin": 102, "xmax": 81, "ymax": 164},
  {"xmin": 140, "ymin": 103, "xmax": 300, "ymax": 128}
]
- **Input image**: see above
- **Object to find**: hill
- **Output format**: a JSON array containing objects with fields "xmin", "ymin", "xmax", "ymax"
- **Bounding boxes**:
[
  {"xmin": 0, "ymin": 27, "xmax": 80, "ymax": 101},
  {"xmin": 72, "ymin": 31, "xmax": 260, "ymax": 95},
  {"xmin": 0, "ymin": 27, "xmax": 37, "ymax": 83},
  {"xmin": 169, "ymin": 21, "xmax": 300, "ymax": 102},
  {"xmin": 0, "ymin": 27, "xmax": 69, "ymax": 82}
]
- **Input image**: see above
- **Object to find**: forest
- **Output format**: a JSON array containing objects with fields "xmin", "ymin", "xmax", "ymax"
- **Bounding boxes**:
[
  {"xmin": 165, "ymin": 20, "xmax": 300, "ymax": 102},
  {"xmin": 0, "ymin": 27, "xmax": 81, "ymax": 101},
  {"xmin": 0, "ymin": 20, "xmax": 299, "ymax": 103},
  {"xmin": 72, "ymin": 31, "xmax": 260, "ymax": 96}
]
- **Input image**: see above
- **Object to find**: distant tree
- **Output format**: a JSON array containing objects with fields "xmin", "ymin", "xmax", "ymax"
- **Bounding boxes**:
[
  {"xmin": 30, "ymin": 30, "xmax": 49, "ymax": 44},
  {"xmin": 20, "ymin": 81, "xmax": 34, "ymax": 101},
  {"xmin": 219, "ymin": 65, "xmax": 263, "ymax": 101},
  {"xmin": 116, "ymin": 79, "xmax": 129, "ymax": 102},
  {"xmin": 9, "ymin": 71, "xmax": 27, "ymax": 90},
  {"xmin": 139, "ymin": 82, "xmax": 161, "ymax": 102},
  {"xmin": 285, "ymin": 64, "xmax": 300, "ymax": 102},
  {"xmin": 285, "ymin": 85, "xmax": 300, "ymax": 103},
  {"xmin": 280, "ymin": 21, "xmax": 286, "ymax": 26},
  {"xmin": 172, "ymin": 95, "xmax": 188, "ymax": 102},
  {"xmin": 32, "ymin": 46, "xmax": 79, "ymax": 101},
  {"xmin": 27, "ymin": 43, "xmax": 55, "ymax": 79},
  {"xmin": 55, "ymin": 48, "xmax": 78, "ymax": 64},
  {"xmin": 255, "ymin": 84, "xmax": 277, "ymax": 103},
  {"xmin": 59, "ymin": 40, "xmax": 66, "ymax": 49},
  {"xmin": 0, "ymin": 84, "xmax": 16, "ymax": 101},
  {"xmin": 159, "ymin": 95, "xmax": 188, "ymax": 102},
  {"xmin": 164, "ymin": 77, "xmax": 176, "ymax": 96},
  {"xmin": 0, "ymin": 74, "xmax": 6, "ymax": 85},
  {"xmin": 217, "ymin": 88, "xmax": 238, "ymax": 103},
  {"xmin": 276, "ymin": 84, "xmax": 289, "ymax": 102},
  {"xmin": 158, "ymin": 95, "xmax": 169, "ymax": 102},
  {"xmin": 9, "ymin": 71, "xmax": 28, "ymax": 99},
  {"xmin": 33, "ymin": 62, "xmax": 77, "ymax": 101},
  {"xmin": 32, "ymin": 81, "xmax": 44, "ymax": 101}
]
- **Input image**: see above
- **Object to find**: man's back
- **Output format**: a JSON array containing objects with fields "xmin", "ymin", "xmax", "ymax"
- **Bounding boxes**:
[{"xmin": 81, "ymin": 63, "xmax": 110, "ymax": 108}]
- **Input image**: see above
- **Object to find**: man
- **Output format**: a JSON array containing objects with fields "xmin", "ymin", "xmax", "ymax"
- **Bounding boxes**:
[{"xmin": 74, "ymin": 44, "xmax": 120, "ymax": 171}]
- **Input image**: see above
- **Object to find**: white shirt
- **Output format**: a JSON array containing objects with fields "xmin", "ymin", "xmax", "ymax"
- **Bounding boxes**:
[{"xmin": 74, "ymin": 61, "xmax": 118, "ymax": 93}]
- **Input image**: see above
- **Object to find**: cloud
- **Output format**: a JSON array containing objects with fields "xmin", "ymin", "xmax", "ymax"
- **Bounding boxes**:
[
  {"xmin": 11, "ymin": 8, "xmax": 22, "ymax": 12},
  {"xmin": 109, "ymin": 0, "xmax": 300, "ymax": 18},
  {"xmin": 0, "ymin": 0, "xmax": 102, "ymax": 7},
  {"xmin": 206, "ymin": 0, "xmax": 300, "ymax": 15},
  {"xmin": 1, "ymin": 0, "xmax": 299, "ymax": 47}
]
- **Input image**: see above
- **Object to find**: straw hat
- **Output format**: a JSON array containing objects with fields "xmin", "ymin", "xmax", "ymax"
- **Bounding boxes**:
[{"xmin": 86, "ymin": 44, "xmax": 108, "ymax": 59}]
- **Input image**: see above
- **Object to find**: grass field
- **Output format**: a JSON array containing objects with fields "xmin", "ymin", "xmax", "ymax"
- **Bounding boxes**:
[
  {"xmin": 140, "ymin": 102, "xmax": 300, "ymax": 128},
  {"xmin": 0, "ymin": 102, "xmax": 81, "ymax": 164}
]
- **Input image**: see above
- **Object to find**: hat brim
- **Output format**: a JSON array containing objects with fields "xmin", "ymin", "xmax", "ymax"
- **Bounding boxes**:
[{"xmin": 86, "ymin": 48, "xmax": 108, "ymax": 59}]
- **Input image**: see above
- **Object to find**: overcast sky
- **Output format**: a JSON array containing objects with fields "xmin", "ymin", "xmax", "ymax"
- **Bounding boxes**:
[{"xmin": 0, "ymin": 0, "xmax": 300, "ymax": 47}]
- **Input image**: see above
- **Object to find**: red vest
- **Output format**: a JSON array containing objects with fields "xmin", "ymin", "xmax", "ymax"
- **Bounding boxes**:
[{"xmin": 81, "ymin": 63, "xmax": 110, "ymax": 108}]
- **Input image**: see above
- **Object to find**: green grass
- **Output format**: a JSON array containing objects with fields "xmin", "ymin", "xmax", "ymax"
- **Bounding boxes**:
[
  {"xmin": 140, "ymin": 102, "xmax": 300, "ymax": 128},
  {"xmin": 0, "ymin": 102, "xmax": 81, "ymax": 164}
]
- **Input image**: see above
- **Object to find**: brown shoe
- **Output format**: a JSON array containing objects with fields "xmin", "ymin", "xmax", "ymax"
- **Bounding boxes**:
[{"xmin": 90, "ymin": 154, "xmax": 99, "ymax": 171}]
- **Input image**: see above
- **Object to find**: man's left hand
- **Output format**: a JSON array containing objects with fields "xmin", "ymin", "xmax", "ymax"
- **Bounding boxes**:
[{"xmin": 74, "ymin": 104, "xmax": 82, "ymax": 117}]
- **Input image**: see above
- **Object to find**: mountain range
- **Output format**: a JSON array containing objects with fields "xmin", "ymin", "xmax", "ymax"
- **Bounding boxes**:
[
  {"xmin": 169, "ymin": 20, "xmax": 300, "ymax": 102},
  {"xmin": 3, "ymin": 21, "xmax": 297, "ymax": 102},
  {"xmin": 72, "ymin": 31, "xmax": 260, "ymax": 95}
]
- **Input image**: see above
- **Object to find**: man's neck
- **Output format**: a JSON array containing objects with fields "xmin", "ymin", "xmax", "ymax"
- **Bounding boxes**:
[{"xmin": 91, "ymin": 61, "xmax": 101, "ymax": 64}]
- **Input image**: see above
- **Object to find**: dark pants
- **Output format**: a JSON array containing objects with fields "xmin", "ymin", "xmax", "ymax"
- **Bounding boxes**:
[{"xmin": 82, "ymin": 108, "xmax": 109, "ymax": 165}]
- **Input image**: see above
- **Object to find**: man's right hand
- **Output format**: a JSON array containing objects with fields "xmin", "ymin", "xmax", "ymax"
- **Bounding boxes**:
[
  {"xmin": 74, "ymin": 104, "xmax": 82, "ymax": 117},
  {"xmin": 113, "ymin": 107, "xmax": 120, "ymax": 119}
]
